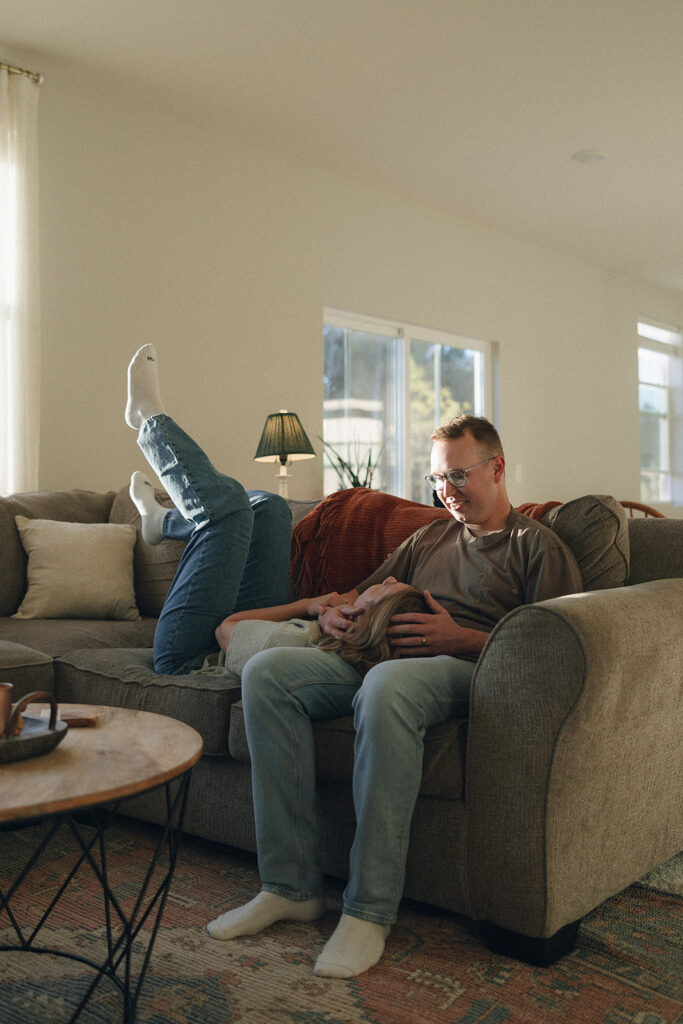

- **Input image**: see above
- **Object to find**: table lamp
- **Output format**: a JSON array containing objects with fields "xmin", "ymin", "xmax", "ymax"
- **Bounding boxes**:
[{"xmin": 254, "ymin": 410, "xmax": 315, "ymax": 498}]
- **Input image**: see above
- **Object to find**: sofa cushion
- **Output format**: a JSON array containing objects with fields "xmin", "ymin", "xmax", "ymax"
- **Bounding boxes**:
[
  {"xmin": 12, "ymin": 517, "xmax": 140, "ymax": 620},
  {"xmin": 54, "ymin": 647, "xmax": 242, "ymax": 756},
  {"xmin": 286, "ymin": 498, "xmax": 320, "ymax": 527},
  {"xmin": 0, "ymin": 617, "xmax": 157, "ymax": 658},
  {"xmin": 541, "ymin": 495, "xmax": 630, "ymax": 590},
  {"xmin": 109, "ymin": 487, "xmax": 186, "ymax": 618},
  {"xmin": 228, "ymin": 700, "xmax": 467, "ymax": 800},
  {"xmin": 0, "ymin": 639, "xmax": 54, "ymax": 699}
]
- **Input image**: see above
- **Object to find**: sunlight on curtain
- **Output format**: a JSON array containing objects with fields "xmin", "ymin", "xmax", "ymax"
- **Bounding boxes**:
[{"xmin": 0, "ymin": 68, "xmax": 41, "ymax": 494}]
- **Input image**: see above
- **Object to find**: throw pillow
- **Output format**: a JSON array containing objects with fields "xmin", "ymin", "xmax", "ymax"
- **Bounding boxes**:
[
  {"xmin": 541, "ymin": 495, "xmax": 630, "ymax": 590},
  {"xmin": 12, "ymin": 516, "xmax": 140, "ymax": 620}
]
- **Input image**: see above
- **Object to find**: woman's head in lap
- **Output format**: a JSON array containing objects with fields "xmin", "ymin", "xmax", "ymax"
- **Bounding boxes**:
[
  {"xmin": 351, "ymin": 576, "xmax": 412, "ymax": 611},
  {"xmin": 318, "ymin": 586, "xmax": 431, "ymax": 674}
]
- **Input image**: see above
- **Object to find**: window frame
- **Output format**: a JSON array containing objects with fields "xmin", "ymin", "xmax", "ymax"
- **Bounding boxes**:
[
  {"xmin": 636, "ymin": 319, "xmax": 683, "ymax": 509},
  {"xmin": 323, "ymin": 307, "xmax": 494, "ymax": 500}
]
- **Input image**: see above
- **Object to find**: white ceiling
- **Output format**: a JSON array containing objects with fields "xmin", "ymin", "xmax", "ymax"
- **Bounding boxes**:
[{"xmin": 2, "ymin": 0, "xmax": 683, "ymax": 293}]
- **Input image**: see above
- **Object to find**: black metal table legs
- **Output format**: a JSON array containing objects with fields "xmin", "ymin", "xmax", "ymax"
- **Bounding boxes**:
[{"xmin": 0, "ymin": 770, "xmax": 193, "ymax": 1023}]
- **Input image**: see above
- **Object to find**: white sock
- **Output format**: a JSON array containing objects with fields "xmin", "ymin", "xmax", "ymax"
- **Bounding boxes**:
[
  {"xmin": 125, "ymin": 344, "xmax": 166, "ymax": 429},
  {"xmin": 314, "ymin": 914, "xmax": 390, "ymax": 979},
  {"xmin": 129, "ymin": 471, "xmax": 167, "ymax": 545},
  {"xmin": 206, "ymin": 891, "xmax": 324, "ymax": 941}
]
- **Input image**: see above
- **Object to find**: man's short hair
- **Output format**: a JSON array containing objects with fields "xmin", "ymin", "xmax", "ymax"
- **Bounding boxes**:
[{"xmin": 430, "ymin": 415, "xmax": 504, "ymax": 456}]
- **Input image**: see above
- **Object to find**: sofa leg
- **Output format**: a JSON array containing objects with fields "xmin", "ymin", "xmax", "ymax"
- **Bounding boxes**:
[{"xmin": 479, "ymin": 918, "xmax": 581, "ymax": 966}]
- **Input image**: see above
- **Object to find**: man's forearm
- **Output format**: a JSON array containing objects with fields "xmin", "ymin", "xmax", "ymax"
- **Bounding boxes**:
[{"xmin": 443, "ymin": 625, "xmax": 489, "ymax": 656}]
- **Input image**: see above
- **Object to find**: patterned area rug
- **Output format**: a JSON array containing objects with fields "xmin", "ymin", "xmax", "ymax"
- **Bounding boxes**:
[{"xmin": 1, "ymin": 817, "xmax": 681, "ymax": 1024}]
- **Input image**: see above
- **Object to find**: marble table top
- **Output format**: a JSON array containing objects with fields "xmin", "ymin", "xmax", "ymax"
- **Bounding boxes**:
[{"xmin": 0, "ymin": 704, "xmax": 203, "ymax": 824}]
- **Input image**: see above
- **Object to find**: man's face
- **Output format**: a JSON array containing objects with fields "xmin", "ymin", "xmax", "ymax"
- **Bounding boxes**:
[{"xmin": 430, "ymin": 433, "xmax": 504, "ymax": 533}]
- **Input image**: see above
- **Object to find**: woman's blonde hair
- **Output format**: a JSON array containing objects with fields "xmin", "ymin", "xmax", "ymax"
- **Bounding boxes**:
[{"xmin": 317, "ymin": 586, "xmax": 431, "ymax": 674}]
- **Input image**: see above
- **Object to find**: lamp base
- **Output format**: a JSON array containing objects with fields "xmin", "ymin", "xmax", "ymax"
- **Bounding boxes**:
[{"xmin": 276, "ymin": 463, "xmax": 290, "ymax": 499}]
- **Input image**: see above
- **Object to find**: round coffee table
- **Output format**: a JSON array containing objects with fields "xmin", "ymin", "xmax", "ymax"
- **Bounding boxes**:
[{"xmin": 0, "ymin": 704, "xmax": 203, "ymax": 1023}]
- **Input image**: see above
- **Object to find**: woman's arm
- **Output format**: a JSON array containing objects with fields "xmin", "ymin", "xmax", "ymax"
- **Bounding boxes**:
[{"xmin": 214, "ymin": 590, "xmax": 358, "ymax": 650}]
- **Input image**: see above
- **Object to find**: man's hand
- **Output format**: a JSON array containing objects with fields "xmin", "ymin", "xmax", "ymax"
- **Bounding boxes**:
[
  {"xmin": 318, "ymin": 603, "xmax": 361, "ymax": 638},
  {"xmin": 388, "ymin": 590, "xmax": 489, "ymax": 657}
]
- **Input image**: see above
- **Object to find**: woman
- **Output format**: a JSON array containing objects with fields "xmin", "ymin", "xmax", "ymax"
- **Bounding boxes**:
[
  {"xmin": 215, "ymin": 585, "xmax": 432, "ymax": 678},
  {"xmin": 125, "ymin": 343, "xmax": 430, "ymax": 675}
]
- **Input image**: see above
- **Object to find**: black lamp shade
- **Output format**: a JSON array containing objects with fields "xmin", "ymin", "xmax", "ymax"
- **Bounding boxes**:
[{"xmin": 254, "ymin": 411, "xmax": 315, "ymax": 463}]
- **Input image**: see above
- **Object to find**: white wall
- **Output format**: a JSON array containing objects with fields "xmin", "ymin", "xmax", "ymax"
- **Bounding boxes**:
[{"xmin": 32, "ymin": 59, "xmax": 683, "ymax": 512}]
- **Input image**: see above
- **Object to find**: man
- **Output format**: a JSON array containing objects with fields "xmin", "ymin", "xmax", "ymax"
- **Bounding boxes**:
[{"xmin": 207, "ymin": 415, "xmax": 583, "ymax": 979}]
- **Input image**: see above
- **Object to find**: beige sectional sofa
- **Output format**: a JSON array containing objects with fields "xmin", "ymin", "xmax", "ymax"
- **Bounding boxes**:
[{"xmin": 1, "ymin": 483, "xmax": 681, "ymax": 965}]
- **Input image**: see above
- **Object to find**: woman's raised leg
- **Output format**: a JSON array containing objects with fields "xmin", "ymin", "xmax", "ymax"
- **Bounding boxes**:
[{"xmin": 126, "ymin": 345, "xmax": 291, "ymax": 673}]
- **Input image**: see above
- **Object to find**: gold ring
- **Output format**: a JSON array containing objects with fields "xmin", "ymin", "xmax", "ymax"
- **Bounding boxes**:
[{"xmin": 421, "ymin": 636, "xmax": 427, "ymax": 646}]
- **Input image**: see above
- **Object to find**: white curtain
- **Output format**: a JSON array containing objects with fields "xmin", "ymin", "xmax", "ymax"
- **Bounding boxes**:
[{"xmin": 0, "ymin": 67, "xmax": 41, "ymax": 495}]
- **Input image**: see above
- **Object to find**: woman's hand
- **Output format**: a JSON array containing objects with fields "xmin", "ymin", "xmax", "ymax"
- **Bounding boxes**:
[
  {"xmin": 304, "ymin": 591, "xmax": 352, "ymax": 617},
  {"xmin": 317, "ymin": 603, "xmax": 362, "ymax": 638},
  {"xmin": 388, "ymin": 590, "xmax": 489, "ymax": 657}
]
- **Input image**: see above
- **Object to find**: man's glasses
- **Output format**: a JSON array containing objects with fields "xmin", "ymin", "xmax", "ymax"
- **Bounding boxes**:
[{"xmin": 424, "ymin": 456, "xmax": 496, "ymax": 492}]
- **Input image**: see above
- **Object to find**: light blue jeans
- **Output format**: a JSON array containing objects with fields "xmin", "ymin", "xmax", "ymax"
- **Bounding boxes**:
[
  {"xmin": 137, "ymin": 415, "xmax": 292, "ymax": 674},
  {"xmin": 241, "ymin": 646, "xmax": 475, "ymax": 925}
]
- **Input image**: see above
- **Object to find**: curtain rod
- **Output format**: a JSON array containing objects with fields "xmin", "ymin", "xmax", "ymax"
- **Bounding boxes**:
[{"xmin": 0, "ymin": 61, "xmax": 43, "ymax": 85}]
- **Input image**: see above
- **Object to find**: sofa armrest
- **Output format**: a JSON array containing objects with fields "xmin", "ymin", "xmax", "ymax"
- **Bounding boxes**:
[{"xmin": 465, "ymin": 578, "xmax": 683, "ymax": 938}]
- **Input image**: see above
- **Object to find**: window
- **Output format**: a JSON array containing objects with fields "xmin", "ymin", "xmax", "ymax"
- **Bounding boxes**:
[
  {"xmin": 0, "ymin": 156, "xmax": 18, "ymax": 477},
  {"xmin": 0, "ymin": 66, "xmax": 42, "ymax": 494},
  {"xmin": 637, "ymin": 320, "xmax": 682, "ymax": 506},
  {"xmin": 323, "ymin": 309, "xmax": 494, "ymax": 503}
]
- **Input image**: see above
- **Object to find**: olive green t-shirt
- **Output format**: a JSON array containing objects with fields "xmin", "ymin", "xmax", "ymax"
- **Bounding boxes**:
[{"xmin": 357, "ymin": 508, "xmax": 583, "ymax": 651}]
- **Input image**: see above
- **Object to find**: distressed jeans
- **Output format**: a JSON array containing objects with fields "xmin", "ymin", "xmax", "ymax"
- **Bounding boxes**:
[
  {"xmin": 241, "ymin": 646, "xmax": 475, "ymax": 925},
  {"xmin": 137, "ymin": 414, "xmax": 292, "ymax": 674}
]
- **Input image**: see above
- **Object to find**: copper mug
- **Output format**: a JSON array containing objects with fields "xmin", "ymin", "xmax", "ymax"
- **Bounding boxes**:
[{"xmin": 0, "ymin": 685, "xmax": 56, "ymax": 738}]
